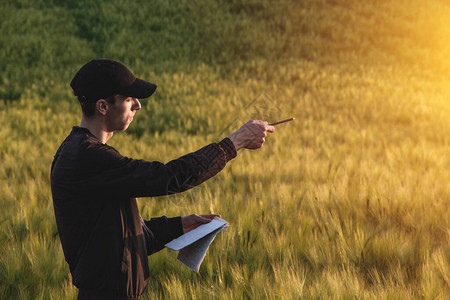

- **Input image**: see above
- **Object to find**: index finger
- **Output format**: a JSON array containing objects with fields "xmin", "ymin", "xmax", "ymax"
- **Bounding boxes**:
[{"xmin": 265, "ymin": 124, "xmax": 275, "ymax": 133}]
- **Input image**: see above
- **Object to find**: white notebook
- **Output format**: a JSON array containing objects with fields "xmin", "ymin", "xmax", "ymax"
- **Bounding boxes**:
[{"xmin": 165, "ymin": 217, "xmax": 229, "ymax": 272}]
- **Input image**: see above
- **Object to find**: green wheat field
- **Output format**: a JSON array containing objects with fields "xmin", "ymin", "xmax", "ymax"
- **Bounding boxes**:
[{"xmin": 1, "ymin": 0, "xmax": 449, "ymax": 299}]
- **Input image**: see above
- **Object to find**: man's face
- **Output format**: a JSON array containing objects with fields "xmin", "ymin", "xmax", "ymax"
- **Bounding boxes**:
[{"xmin": 105, "ymin": 94, "xmax": 141, "ymax": 131}]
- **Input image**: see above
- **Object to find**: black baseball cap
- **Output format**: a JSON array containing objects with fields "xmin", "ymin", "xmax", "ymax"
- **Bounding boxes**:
[{"xmin": 70, "ymin": 59, "xmax": 157, "ymax": 102}]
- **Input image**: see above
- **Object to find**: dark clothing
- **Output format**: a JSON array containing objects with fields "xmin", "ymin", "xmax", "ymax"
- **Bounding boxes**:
[{"xmin": 51, "ymin": 127, "xmax": 236, "ymax": 299}]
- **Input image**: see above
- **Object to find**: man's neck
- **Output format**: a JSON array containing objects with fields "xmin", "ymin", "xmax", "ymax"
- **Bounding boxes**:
[{"xmin": 79, "ymin": 115, "xmax": 113, "ymax": 144}]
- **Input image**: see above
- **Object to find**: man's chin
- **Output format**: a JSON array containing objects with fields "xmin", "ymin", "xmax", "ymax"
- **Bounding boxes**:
[
  {"xmin": 114, "ymin": 124, "xmax": 130, "ymax": 131},
  {"xmin": 112, "ymin": 120, "xmax": 133, "ymax": 132}
]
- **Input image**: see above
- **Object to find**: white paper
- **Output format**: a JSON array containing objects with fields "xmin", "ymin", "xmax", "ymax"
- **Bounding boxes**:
[
  {"xmin": 165, "ymin": 217, "xmax": 229, "ymax": 272},
  {"xmin": 165, "ymin": 217, "xmax": 228, "ymax": 251}
]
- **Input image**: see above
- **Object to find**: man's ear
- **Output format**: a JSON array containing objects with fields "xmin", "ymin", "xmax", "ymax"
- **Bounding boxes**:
[{"xmin": 96, "ymin": 99, "xmax": 108, "ymax": 116}]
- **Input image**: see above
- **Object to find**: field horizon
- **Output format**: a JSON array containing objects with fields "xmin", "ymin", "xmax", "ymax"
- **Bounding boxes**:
[{"xmin": 1, "ymin": 0, "xmax": 449, "ymax": 299}]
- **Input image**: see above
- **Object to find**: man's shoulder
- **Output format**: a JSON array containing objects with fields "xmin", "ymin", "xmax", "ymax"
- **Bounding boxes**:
[
  {"xmin": 57, "ymin": 127, "xmax": 124, "ymax": 166},
  {"xmin": 79, "ymin": 138, "xmax": 124, "ymax": 167}
]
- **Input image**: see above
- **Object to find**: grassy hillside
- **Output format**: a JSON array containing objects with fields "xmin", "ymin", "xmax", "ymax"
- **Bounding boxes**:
[{"xmin": 1, "ymin": 0, "xmax": 449, "ymax": 299}]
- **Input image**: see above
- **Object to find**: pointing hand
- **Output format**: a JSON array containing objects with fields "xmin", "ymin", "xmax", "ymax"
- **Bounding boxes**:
[{"xmin": 228, "ymin": 120, "xmax": 275, "ymax": 151}]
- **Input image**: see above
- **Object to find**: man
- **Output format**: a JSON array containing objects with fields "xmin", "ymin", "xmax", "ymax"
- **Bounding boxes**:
[{"xmin": 50, "ymin": 59, "xmax": 274, "ymax": 299}]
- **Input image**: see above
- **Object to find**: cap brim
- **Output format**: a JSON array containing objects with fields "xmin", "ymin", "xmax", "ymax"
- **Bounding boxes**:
[{"xmin": 119, "ymin": 78, "xmax": 157, "ymax": 99}]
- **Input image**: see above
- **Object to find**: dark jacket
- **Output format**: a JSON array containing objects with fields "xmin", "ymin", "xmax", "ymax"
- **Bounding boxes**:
[{"xmin": 50, "ymin": 127, "xmax": 236, "ymax": 299}]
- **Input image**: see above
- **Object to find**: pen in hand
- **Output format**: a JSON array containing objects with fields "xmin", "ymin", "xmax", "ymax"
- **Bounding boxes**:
[{"xmin": 269, "ymin": 118, "xmax": 295, "ymax": 126}]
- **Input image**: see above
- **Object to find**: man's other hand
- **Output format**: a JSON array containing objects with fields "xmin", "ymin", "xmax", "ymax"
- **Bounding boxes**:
[
  {"xmin": 228, "ymin": 120, "xmax": 275, "ymax": 151},
  {"xmin": 181, "ymin": 214, "xmax": 221, "ymax": 233}
]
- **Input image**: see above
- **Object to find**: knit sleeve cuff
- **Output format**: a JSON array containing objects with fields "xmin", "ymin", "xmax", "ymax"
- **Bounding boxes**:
[
  {"xmin": 218, "ymin": 138, "xmax": 237, "ymax": 161},
  {"xmin": 166, "ymin": 216, "xmax": 184, "ymax": 240},
  {"xmin": 145, "ymin": 216, "xmax": 184, "ymax": 244}
]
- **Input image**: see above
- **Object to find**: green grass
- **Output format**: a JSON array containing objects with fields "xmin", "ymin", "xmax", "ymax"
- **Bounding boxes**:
[{"xmin": 1, "ymin": 0, "xmax": 449, "ymax": 299}]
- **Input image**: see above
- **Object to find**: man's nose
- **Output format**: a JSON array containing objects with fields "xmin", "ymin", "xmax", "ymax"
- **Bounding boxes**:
[{"xmin": 132, "ymin": 98, "xmax": 141, "ymax": 111}]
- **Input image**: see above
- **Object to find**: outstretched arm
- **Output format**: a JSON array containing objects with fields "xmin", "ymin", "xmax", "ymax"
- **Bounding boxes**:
[{"xmin": 77, "ymin": 120, "xmax": 274, "ymax": 198}]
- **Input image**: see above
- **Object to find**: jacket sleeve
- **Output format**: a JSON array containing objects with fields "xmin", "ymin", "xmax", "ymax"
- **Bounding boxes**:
[
  {"xmin": 142, "ymin": 216, "xmax": 183, "ymax": 255},
  {"xmin": 79, "ymin": 138, "xmax": 237, "ymax": 199}
]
